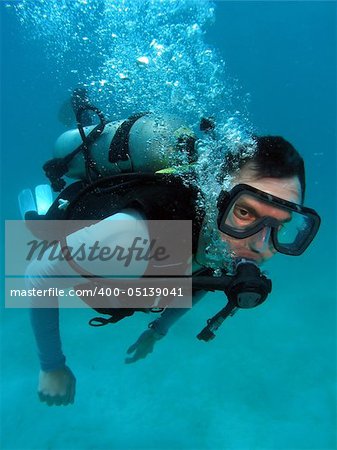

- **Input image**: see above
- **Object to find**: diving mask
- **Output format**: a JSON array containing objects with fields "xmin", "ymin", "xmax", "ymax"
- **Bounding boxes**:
[{"xmin": 217, "ymin": 184, "xmax": 321, "ymax": 256}]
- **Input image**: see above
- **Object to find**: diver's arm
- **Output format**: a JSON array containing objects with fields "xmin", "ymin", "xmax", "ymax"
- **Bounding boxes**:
[
  {"xmin": 27, "ymin": 208, "xmax": 145, "ymax": 403},
  {"xmin": 148, "ymin": 290, "xmax": 207, "ymax": 336},
  {"xmin": 28, "ymin": 208, "xmax": 146, "ymax": 370},
  {"xmin": 124, "ymin": 290, "xmax": 207, "ymax": 363},
  {"xmin": 30, "ymin": 307, "xmax": 66, "ymax": 371},
  {"xmin": 29, "ymin": 301, "xmax": 76, "ymax": 406}
]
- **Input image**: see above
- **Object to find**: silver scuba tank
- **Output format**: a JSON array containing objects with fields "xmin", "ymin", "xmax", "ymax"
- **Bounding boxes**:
[{"xmin": 54, "ymin": 113, "xmax": 195, "ymax": 180}]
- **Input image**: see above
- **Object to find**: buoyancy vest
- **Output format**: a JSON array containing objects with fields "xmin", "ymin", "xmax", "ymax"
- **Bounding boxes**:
[
  {"xmin": 32, "ymin": 173, "xmax": 206, "ymax": 325},
  {"xmin": 42, "ymin": 172, "xmax": 203, "ymax": 252}
]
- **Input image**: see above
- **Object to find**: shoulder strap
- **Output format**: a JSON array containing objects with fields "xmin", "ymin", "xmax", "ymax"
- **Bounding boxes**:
[{"xmin": 108, "ymin": 112, "xmax": 149, "ymax": 166}]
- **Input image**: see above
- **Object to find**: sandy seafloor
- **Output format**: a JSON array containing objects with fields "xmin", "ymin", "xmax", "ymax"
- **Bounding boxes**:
[{"xmin": 1, "ymin": 1, "xmax": 336, "ymax": 449}]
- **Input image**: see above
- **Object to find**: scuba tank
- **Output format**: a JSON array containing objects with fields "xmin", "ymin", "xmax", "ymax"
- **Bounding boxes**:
[
  {"xmin": 54, "ymin": 114, "xmax": 196, "ymax": 180},
  {"xmin": 45, "ymin": 87, "xmax": 197, "ymax": 191}
]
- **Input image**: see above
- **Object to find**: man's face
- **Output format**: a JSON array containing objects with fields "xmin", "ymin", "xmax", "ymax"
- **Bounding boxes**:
[{"xmin": 221, "ymin": 162, "xmax": 302, "ymax": 265}]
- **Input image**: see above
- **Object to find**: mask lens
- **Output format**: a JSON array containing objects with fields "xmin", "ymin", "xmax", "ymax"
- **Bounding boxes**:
[
  {"xmin": 275, "ymin": 212, "xmax": 316, "ymax": 254},
  {"xmin": 219, "ymin": 189, "xmax": 318, "ymax": 255},
  {"xmin": 223, "ymin": 193, "xmax": 282, "ymax": 233},
  {"xmin": 277, "ymin": 211, "xmax": 303, "ymax": 244}
]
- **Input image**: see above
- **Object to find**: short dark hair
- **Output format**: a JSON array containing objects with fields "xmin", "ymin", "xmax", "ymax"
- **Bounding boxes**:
[{"xmin": 221, "ymin": 135, "xmax": 306, "ymax": 201}]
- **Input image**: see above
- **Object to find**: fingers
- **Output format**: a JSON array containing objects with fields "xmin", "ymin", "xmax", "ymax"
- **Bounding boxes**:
[
  {"xmin": 125, "ymin": 349, "xmax": 144, "ymax": 364},
  {"xmin": 125, "ymin": 332, "xmax": 156, "ymax": 364},
  {"xmin": 125, "ymin": 348, "xmax": 153, "ymax": 364},
  {"xmin": 68, "ymin": 377, "xmax": 76, "ymax": 405},
  {"xmin": 37, "ymin": 367, "xmax": 76, "ymax": 406},
  {"xmin": 126, "ymin": 343, "xmax": 138, "ymax": 354},
  {"xmin": 54, "ymin": 396, "xmax": 63, "ymax": 406},
  {"xmin": 64, "ymin": 368, "xmax": 76, "ymax": 405},
  {"xmin": 38, "ymin": 392, "xmax": 73, "ymax": 406},
  {"xmin": 125, "ymin": 354, "xmax": 145, "ymax": 364},
  {"xmin": 124, "ymin": 356, "xmax": 138, "ymax": 364},
  {"xmin": 38, "ymin": 391, "xmax": 67, "ymax": 406},
  {"xmin": 38, "ymin": 379, "xmax": 76, "ymax": 406}
]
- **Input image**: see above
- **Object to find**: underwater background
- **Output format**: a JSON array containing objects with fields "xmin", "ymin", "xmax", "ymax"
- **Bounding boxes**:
[{"xmin": 1, "ymin": 1, "xmax": 336, "ymax": 449}]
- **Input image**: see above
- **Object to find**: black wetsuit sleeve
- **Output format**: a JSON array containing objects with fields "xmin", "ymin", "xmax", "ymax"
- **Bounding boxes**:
[{"xmin": 30, "ymin": 307, "xmax": 66, "ymax": 371}]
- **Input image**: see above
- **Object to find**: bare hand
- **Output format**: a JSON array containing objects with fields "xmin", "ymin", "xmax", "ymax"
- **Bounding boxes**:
[
  {"xmin": 125, "ymin": 329, "xmax": 163, "ymax": 364},
  {"xmin": 38, "ymin": 366, "xmax": 76, "ymax": 406}
]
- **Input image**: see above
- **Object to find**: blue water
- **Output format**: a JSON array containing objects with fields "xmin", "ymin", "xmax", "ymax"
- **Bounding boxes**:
[{"xmin": 1, "ymin": 1, "xmax": 336, "ymax": 449}]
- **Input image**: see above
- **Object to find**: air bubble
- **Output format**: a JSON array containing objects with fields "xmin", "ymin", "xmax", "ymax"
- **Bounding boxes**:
[
  {"xmin": 118, "ymin": 73, "xmax": 129, "ymax": 80},
  {"xmin": 136, "ymin": 56, "xmax": 150, "ymax": 66}
]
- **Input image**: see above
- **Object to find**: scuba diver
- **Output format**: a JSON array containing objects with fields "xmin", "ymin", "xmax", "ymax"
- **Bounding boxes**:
[{"xmin": 20, "ymin": 88, "xmax": 321, "ymax": 406}]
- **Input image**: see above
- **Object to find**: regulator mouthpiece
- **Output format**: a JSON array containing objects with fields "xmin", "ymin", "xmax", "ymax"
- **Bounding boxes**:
[{"xmin": 197, "ymin": 259, "xmax": 272, "ymax": 342}]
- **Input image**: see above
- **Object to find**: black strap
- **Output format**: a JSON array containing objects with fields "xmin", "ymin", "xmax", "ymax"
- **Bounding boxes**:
[
  {"xmin": 89, "ymin": 308, "xmax": 136, "ymax": 327},
  {"xmin": 75, "ymin": 105, "xmax": 107, "ymax": 183},
  {"xmin": 43, "ymin": 96, "xmax": 107, "ymax": 191},
  {"xmin": 109, "ymin": 112, "xmax": 149, "ymax": 165}
]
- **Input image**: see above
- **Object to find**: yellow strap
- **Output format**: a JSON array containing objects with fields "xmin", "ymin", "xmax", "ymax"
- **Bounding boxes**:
[
  {"xmin": 155, "ymin": 164, "xmax": 196, "ymax": 175},
  {"xmin": 155, "ymin": 167, "xmax": 176, "ymax": 174}
]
